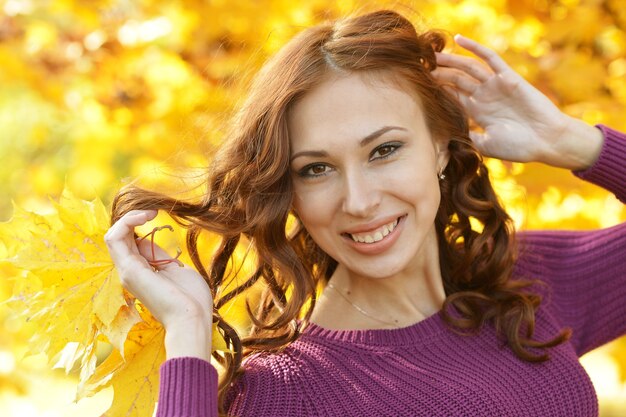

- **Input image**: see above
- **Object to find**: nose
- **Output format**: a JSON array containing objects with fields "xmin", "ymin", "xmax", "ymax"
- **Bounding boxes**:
[{"xmin": 341, "ymin": 169, "xmax": 381, "ymax": 218}]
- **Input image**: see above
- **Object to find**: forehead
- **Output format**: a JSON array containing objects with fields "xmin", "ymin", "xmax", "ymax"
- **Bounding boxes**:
[{"xmin": 287, "ymin": 71, "xmax": 429, "ymax": 150}]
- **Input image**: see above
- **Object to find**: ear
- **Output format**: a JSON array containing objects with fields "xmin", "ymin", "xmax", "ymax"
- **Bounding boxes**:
[{"xmin": 435, "ymin": 137, "xmax": 451, "ymax": 174}]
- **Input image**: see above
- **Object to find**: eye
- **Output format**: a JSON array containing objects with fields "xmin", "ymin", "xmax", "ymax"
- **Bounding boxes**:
[
  {"xmin": 371, "ymin": 142, "xmax": 401, "ymax": 160},
  {"xmin": 298, "ymin": 163, "xmax": 331, "ymax": 178}
]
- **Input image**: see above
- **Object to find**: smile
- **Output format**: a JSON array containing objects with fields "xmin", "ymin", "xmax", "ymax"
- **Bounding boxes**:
[
  {"xmin": 341, "ymin": 215, "xmax": 407, "ymax": 255},
  {"xmin": 348, "ymin": 218, "xmax": 399, "ymax": 243}
]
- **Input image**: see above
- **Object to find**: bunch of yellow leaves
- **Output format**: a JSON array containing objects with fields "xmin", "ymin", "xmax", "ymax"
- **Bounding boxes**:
[{"xmin": 0, "ymin": 188, "xmax": 229, "ymax": 416}]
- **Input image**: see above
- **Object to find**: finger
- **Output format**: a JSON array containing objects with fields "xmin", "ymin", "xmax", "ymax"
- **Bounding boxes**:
[
  {"xmin": 431, "ymin": 67, "xmax": 482, "ymax": 95},
  {"xmin": 123, "ymin": 209, "xmax": 159, "ymax": 219},
  {"xmin": 105, "ymin": 210, "xmax": 158, "ymax": 260},
  {"xmin": 439, "ymin": 83, "xmax": 461, "ymax": 101},
  {"xmin": 457, "ymin": 93, "xmax": 473, "ymax": 114},
  {"xmin": 453, "ymin": 34, "xmax": 511, "ymax": 75},
  {"xmin": 468, "ymin": 131, "xmax": 490, "ymax": 156},
  {"xmin": 108, "ymin": 209, "xmax": 158, "ymax": 239},
  {"xmin": 434, "ymin": 79, "xmax": 474, "ymax": 113},
  {"xmin": 434, "ymin": 52, "xmax": 492, "ymax": 83},
  {"xmin": 106, "ymin": 215, "xmax": 166, "ymax": 297}
]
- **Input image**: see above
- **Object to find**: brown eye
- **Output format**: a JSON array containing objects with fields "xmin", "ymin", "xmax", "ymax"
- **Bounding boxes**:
[
  {"xmin": 298, "ymin": 163, "xmax": 331, "ymax": 178},
  {"xmin": 371, "ymin": 143, "xmax": 401, "ymax": 160},
  {"xmin": 310, "ymin": 165, "xmax": 327, "ymax": 174},
  {"xmin": 377, "ymin": 146, "xmax": 393, "ymax": 157}
]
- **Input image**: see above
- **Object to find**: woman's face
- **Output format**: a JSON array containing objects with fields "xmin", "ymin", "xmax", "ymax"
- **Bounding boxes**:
[{"xmin": 288, "ymin": 72, "xmax": 448, "ymax": 279}]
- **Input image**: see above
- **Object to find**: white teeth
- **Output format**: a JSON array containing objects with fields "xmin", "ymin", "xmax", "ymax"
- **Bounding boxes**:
[{"xmin": 349, "ymin": 218, "xmax": 400, "ymax": 244}]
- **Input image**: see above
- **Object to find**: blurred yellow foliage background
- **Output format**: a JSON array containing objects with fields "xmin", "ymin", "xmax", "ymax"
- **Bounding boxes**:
[{"xmin": 1, "ymin": 0, "xmax": 625, "ymax": 415}]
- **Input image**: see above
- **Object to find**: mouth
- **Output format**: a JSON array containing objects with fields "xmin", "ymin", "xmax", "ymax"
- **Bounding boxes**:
[{"xmin": 342, "ymin": 215, "xmax": 407, "ymax": 244}]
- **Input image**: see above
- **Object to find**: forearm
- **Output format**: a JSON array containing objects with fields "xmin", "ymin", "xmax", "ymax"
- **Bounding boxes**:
[
  {"xmin": 542, "ymin": 115, "xmax": 605, "ymax": 171},
  {"xmin": 164, "ymin": 319, "xmax": 212, "ymax": 361},
  {"xmin": 571, "ymin": 124, "xmax": 626, "ymax": 203}
]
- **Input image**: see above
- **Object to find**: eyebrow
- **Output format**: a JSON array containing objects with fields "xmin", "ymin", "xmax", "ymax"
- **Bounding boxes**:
[{"xmin": 290, "ymin": 125, "xmax": 407, "ymax": 162}]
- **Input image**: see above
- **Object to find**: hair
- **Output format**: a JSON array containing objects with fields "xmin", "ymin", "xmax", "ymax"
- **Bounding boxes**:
[{"xmin": 110, "ymin": 8, "xmax": 572, "ymax": 416}]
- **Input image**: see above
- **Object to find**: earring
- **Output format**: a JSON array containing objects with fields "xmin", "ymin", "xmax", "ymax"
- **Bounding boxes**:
[{"xmin": 438, "ymin": 170, "xmax": 446, "ymax": 180}]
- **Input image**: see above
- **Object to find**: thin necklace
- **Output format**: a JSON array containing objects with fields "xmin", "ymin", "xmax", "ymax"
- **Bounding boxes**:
[{"xmin": 326, "ymin": 281, "xmax": 401, "ymax": 328}]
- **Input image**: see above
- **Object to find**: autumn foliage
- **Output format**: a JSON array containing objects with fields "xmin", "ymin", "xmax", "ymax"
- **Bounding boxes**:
[{"xmin": 1, "ymin": 1, "xmax": 625, "ymax": 416}]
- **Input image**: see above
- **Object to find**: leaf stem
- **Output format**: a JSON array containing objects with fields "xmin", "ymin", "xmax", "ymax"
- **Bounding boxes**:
[{"xmin": 136, "ymin": 226, "xmax": 183, "ymax": 268}]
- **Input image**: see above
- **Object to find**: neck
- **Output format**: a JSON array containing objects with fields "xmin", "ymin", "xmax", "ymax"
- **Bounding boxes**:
[{"xmin": 322, "ymin": 225, "xmax": 446, "ymax": 328}]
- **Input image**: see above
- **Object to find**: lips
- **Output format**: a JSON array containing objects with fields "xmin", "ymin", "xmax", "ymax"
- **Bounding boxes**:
[
  {"xmin": 342, "ymin": 215, "xmax": 406, "ymax": 244},
  {"xmin": 341, "ymin": 215, "xmax": 406, "ymax": 255},
  {"xmin": 347, "ymin": 217, "xmax": 399, "ymax": 243}
]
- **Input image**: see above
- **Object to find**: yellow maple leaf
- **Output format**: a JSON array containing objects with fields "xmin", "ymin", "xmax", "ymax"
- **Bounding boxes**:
[
  {"xmin": 0, "ymin": 187, "xmax": 230, "ymax": 416},
  {"xmin": 82, "ymin": 304, "xmax": 166, "ymax": 417}
]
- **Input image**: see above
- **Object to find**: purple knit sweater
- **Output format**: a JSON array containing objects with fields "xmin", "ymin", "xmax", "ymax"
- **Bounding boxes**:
[{"xmin": 156, "ymin": 124, "xmax": 626, "ymax": 417}]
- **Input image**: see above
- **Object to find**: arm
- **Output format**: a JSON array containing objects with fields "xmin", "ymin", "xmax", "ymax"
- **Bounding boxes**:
[
  {"xmin": 515, "ymin": 221, "xmax": 626, "ymax": 357},
  {"xmin": 514, "ymin": 125, "xmax": 626, "ymax": 357},
  {"xmin": 516, "ymin": 126, "xmax": 626, "ymax": 356},
  {"xmin": 104, "ymin": 210, "xmax": 215, "ymax": 416},
  {"xmin": 434, "ymin": 35, "xmax": 626, "ymax": 357},
  {"xmin": 157, "ymin": 357, "xmax": 219, "ymax": 417},
  {"xmin": 571, "ymin": 124, "xmax": 626, "ymax": 203},
  {"xmin": 108, "ymin": 225, "xmax": 307, "ymax": 417},
  {"xmin": 156, "ymin": 351, "xmax": 313, "ymax": 417},
  {"xmin": 154, "ymin": 324, "xmax": 216, "ymax": 416}
]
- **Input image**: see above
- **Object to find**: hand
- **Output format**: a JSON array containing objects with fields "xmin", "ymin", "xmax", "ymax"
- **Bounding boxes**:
[
  {"xmin": 431, "ymin": 34, "xmax": 603, "ymax": 170},
  {"xmin": 104, "ymin": 210, "xmax": 213, "ymax": 358}
]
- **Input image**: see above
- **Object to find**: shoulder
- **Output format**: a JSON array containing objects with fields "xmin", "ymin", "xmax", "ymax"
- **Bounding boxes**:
[
  {"xmin": 224, "ymin": 338, "xmax": 322, "ymax": 415},
  {"xmin": 238, "ymin": 334, "xmax": 340, "ymax": 382},
  {"xmin": 241, "ymin": 343, "xmax": 310, "ymax": 381}
]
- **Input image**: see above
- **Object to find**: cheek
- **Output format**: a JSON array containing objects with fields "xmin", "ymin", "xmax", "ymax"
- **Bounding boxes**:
[
  {"xmin": 383, "ymin": 159, "xmax": 439, "ymax": 204},
  {"xmin": 292, "ymin": 183, "xmax": 338, "ymax": 230},
  {"xmin": 292, "ymin": 189, "xmax": 340, "ymax": 255},
  {"xmin": 388, "ymin": 158, "xmax": 439, "ymax": 189}
]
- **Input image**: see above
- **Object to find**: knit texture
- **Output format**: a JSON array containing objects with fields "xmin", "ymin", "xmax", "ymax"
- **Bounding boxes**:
[{"xmin": 156, "ymin": 124, "xmax": 626, "ymax": 417}]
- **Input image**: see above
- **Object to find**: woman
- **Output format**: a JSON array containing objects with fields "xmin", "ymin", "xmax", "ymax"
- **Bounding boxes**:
[{"xmin": 105, "ymin": 9, "xmax": 625, "ymax": 417}]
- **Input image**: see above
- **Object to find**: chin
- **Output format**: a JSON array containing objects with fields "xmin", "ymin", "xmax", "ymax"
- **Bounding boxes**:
[{"xmin": 342, "ymin": 254, "xmax": 414, "ymax": 279}]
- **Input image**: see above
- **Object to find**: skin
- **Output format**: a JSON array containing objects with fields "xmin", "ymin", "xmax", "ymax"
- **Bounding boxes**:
[
  {"xmin": 432, "ymin": 34, "xmax": 604, "ymax": 171},
  {"xmin": 104, "ymin": 210, "xmax": 213, "ymax": 360},
  {"xmin": 104, "ymin": 35, "xmax": 606, "ymax": 358},
  {"xmin": 288, "ymin": 72, "xmax": 450, "ymax": 329}
]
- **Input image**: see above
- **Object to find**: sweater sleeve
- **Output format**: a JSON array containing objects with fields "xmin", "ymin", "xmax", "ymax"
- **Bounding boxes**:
[
  {"xmin": 571, "ymin": 124, "xmax": 626, "ymax": 203},
  {"xmin": 155, "ymin": 352, "xmax": 313, "ymax": 417},
  {"xmin": 514, "ymin": 123, "xmax": 626, "ymax": 357},
  {"xmin": 155, "ymin": 357, "xmax": 219, "ymax": 417}
]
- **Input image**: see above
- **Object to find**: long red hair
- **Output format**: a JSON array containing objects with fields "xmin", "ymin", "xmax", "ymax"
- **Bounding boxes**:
[{"xmin": 111, "ymin": 9, "xmax": 571, "ymax": 416}]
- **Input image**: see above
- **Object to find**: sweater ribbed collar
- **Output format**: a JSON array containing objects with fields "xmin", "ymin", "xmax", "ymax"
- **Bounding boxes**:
[{"xmin": 297, "ymin": 305, "xmax": 458, "ymax": 347}]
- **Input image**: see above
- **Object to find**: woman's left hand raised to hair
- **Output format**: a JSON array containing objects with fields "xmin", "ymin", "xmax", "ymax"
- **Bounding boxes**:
[{"xmin": 431, "ymin": 34, "xmax": 604, "ymax": 171}]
